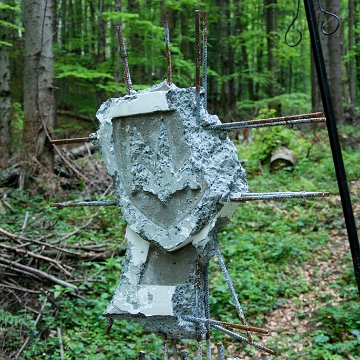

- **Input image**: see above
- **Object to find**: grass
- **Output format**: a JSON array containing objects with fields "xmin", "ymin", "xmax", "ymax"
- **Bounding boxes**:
[{"xmin": 1, "ymin": 124, "xmax": 359, "ymax": 359}]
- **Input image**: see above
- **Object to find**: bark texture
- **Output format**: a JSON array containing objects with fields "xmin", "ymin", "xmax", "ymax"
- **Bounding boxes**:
[
  {"xmin": 0, "ymin": 0, "xmax": 11, "ymax": 168},
  {"xmin": 20, "ymin": 0, "xmax": 56, "ymax": 188}
]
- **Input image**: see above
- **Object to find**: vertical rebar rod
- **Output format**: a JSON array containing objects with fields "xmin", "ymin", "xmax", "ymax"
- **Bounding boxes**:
[
  {"xmin": 195, "ymin": 10, "xmax": 201, "ymax": 126},
  {"xmin": 172, "ymin": 340, "xmax": 178, "ymax": 360},
  {"xmin": 163, "ymin": 336, "xmax": 168, "ymax": 360},
  {"xmin": 204, "ymin": 264, "xmax": 212, "ymax": 359},
  {"xmin": 164, "ymin": 22, "xmax": 172, "ymax": 85},
  {"xmin": 304, "ymin": 0, "xmax": 360, "ymax": 295},
  {"xmin": 195, "ymin": 260, "xmax": 202, "ymax": 343},
  {"xmin": 214, "ymin": 241, "xmax": 253, "ymax": 343},
  {"xmin": 216, "ymin": 343, "xmax": 225, "ymax": 360},
  {"xmin": 197, "ymin": 340, "xmax": 203, "ymax": 360},
  {"xmin": 202, "ymin": 12, "xmax": 208, "ymax": 108},
  {"xmin": 117, "ymin": 26, "xmax": 133, "ymax": 95}
]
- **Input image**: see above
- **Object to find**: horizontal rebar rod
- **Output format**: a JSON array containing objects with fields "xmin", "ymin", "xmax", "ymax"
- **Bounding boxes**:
[
  {"xmin": 211, "ymin": 324, "xmax": 274, "ymax": 355},
  {"xmin": 50, "ymin": 136, "xmax": 97, "ymax": 145},
  {"xmin": 181, "ymin": 316, "xmax": 269, "ymax": 335},
  {"xmin": 207, "ymin": 116, "xmax": 325, "ymax": 131},
  {"xmin": 230, "ymin": 191, "xmax": 330, "ymax": 202},
  {"xmin": 50, "ymin": 200, "xmax": 117, "ymax": 208}
]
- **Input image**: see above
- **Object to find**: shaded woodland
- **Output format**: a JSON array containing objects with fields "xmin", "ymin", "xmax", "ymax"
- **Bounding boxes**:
[
  {"xmin": 1, "ymin": 1, "xmax": 360, "ymax": 359},
  {"xmin": 0, "ymin": 0, "xmax": 359, "ymax": 189}
]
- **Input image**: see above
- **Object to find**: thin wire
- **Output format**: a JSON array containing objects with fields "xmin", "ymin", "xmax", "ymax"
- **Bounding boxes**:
[
  {"xmin": 285, "ymin": 0, "xmax": 302, "ymax": 47},
  {"xmin": 317, "ymin": 0, "xmax": 340, "ymax": 35}
]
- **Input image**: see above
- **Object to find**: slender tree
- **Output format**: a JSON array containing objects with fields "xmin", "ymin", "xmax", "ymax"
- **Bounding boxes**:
[
  {"xmin": 265, "ymin": 0, "xmax": 281, "ymax": 115},
  {"xmin": 0, "ymin": 0, "xmax": 12, "ymax": 168},
  {"xmin": 20, "ymin": 0, "xmax": 56, "ymax": 189}
]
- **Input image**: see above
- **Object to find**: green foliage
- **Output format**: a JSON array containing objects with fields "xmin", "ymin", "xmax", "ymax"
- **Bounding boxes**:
[{"xmin": 304, "ymin": 301, "xmax": 360, "ymax": 359}]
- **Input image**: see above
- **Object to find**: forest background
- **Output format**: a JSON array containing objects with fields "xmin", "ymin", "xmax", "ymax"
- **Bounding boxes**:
[
  {"xmin": 0, "ymin": 0, "xmax": 359, "ymax": 180},
  {"xmin": 1, "ymin": 0, "xmax": 360, "ymax": 359}
]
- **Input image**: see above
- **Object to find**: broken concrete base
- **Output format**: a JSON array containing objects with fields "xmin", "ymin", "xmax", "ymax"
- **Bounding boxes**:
[{"xmin": 104, "ymin": 226, "xmax": 217, "ymax": 339}]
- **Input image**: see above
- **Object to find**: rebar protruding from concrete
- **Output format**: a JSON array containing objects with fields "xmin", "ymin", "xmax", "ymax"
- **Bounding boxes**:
[
  {"xmin": 117, "ymin": 26, "xmax": 133, "ymax": 95},
  {"xmin": 104, "ymin": 318, "xmax": 114, "ymax": 335},
  {"xmin": 212, "ymin": 324, "xmax": 275, "ymax": 355},
  {"xmin": 181, "ymin": 316, "xmax": 269, "ymax": 335},
  {"xmin": 195, "ymin": 10, "xmax": 201, "ymax": 93},
  {"xmin": 204, "ymin": 264, "xmax": 212, "ymax": 360},
  {"xmin": 195, "ymin": 10, "xmax": 201, "ymax": 126},
  {"xmin": 163, "ymin": 336, "xmax": 169, "ymax": 360},
  {"xmin": 214, "ymin": 241, "xmax": 253, "ymax": 343},
  {"xmin": 196, "ymin": 340, "xmax": 202, "ymax": 360},
  {"xmin": 230, "ymin": 191, "xmax": 330, "ymax": 202},
  {"xmin": 216, "ymin": 343, "xmax": 225, "ymax": 360},
  {"xmin": 202, "ymin": 12, "xmax": 208, "ymax": 107},
  {"xmin": 172, "ymin": 340, "xmax": 178, "ymax": 360},
  {"xmin": 207, "ymin": 116, "xmax": 326, "ymax": 131},
  {"xmin": 50, "ymin": 200, "xmax": 117, "ymax": 208},
  {"xmin": 138, "ymin": 351, "xmax": 146, "ymax": 360},
  {"xmin": 164, "ymin": 22, "xmax": 172, "ymax": 86},
  {"xmin": 50, "ymin": 136, "xmax": 97, "ymax": 145}
]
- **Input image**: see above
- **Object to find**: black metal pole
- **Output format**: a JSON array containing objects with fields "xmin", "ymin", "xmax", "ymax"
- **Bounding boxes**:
[{"xmin": 304, "ymin": 0, "xmax": 360, "ymax": 295}]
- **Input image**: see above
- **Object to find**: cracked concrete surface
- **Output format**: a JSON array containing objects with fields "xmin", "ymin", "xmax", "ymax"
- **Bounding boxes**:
[{"xmin": 97, "ymin": 81, "xmax": 248, "ymax": 339}]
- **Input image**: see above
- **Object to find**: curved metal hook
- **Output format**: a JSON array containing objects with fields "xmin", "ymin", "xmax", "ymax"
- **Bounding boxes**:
[
  {"xmin": 285, "ymin": 0, "xmax": 302, "ymax": 47},
  {"xmin": 317, "ymin": 0, "xmax": 340, "ymax": 35}
]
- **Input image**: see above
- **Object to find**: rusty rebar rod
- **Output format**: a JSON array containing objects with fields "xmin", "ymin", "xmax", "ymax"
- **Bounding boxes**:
[
  {"xmin": 50, "ymin": 200, "xmax": 117, "ymax": 208},
  {"xmin": 181, "ymin": 316, "xmax": 269, "ymax": 335},
  {"xmin": 211, "ymin": 324, "xmax": 274, "ymax": 355},
  {"xmin": 117, "ymin": 26, "xmax": 132, "ymax": 95},
  {"xmin": 50, "ymin": 136, "xmax": 97, "ymax": 145},
  {"xmin": 195, "ymin": 10, "xmax": 201, "ymax": 92},
  {"xmin": 104, "ymin": 318, "xmax": 114, "ymax": 335},
  {"xmin": 207, "ymin": 117, "xmax": 326, "ymax": 131},
  {"xmin": 164, "ymin": 22, "xmax": 172, "ymax": 86},
  {"xmin": 195, "ymin": 10, "xmax": 201, "ymax": 126},
  {"xmin": 230, "ymin": 191, "xmax": 330, "ymax": 202},
  {"xmin": 202, "ymin": 12, "xmax": 208, "ymax": 107}
]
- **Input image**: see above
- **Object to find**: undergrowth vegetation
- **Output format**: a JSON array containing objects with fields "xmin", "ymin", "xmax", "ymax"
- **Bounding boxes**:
[{"xmin": 1, "ymin": 124, "xmax": 359, "ymax": 359}]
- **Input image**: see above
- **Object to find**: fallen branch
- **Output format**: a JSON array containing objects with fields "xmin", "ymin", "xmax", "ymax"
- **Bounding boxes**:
[
  {"xmin": 41, "ymin": 247, "xmax": 125, "ymax": 261},
  {"xmin": 0, "ymin": 243, "xmax": 73, "ymax": 277},
  {"xmin": 0, "ymin": 257, "xmax": 78, "ymax": 290},
  {"xmin": 0, "ymin": 226, "xmax": 82, "ymax": 255}
]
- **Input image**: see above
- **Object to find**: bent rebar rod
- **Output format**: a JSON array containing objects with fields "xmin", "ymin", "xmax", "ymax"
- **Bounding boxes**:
[
  {"xmin": 181, "ymin": 316, "xmax": 269, "ymax": 335},
  {"xmin": 211, "ymin": 324, "xmax": 274, "ymax": 355}
]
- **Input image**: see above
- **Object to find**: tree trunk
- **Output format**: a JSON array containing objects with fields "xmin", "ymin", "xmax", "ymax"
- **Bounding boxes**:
[
  {"xmin": 348, "ymin": 0, "xmax": 356, "ymax": 106},
  {"xmin": 326, "ymin": 0, "xmax": 344, "ymax": 123},
  {"xmin": 0, "ymin": 0, "xmax": 11, "ymax": 169},
  {"xmin": 113, "ymin": 0, "xmax": 122, "ymax": 96},
  {"xmin": 20, "ymin": 0, "xmax": 56, "ymax": 189},
  {"xmin": 128, "ymin": 0, "xmax": 145, "ymax": 85},
  {"xmin": 265, "ymin": 0, "xmax": 281, "ymax": 115},
  {"xmin": 96, "ymin": 0, "xmax": 106, "ymax": 105}
]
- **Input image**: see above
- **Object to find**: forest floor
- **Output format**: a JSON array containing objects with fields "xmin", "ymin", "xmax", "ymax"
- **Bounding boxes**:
[{"xmin": 1, "ymin": 124, "xmax": 360, "ymax": 359}]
